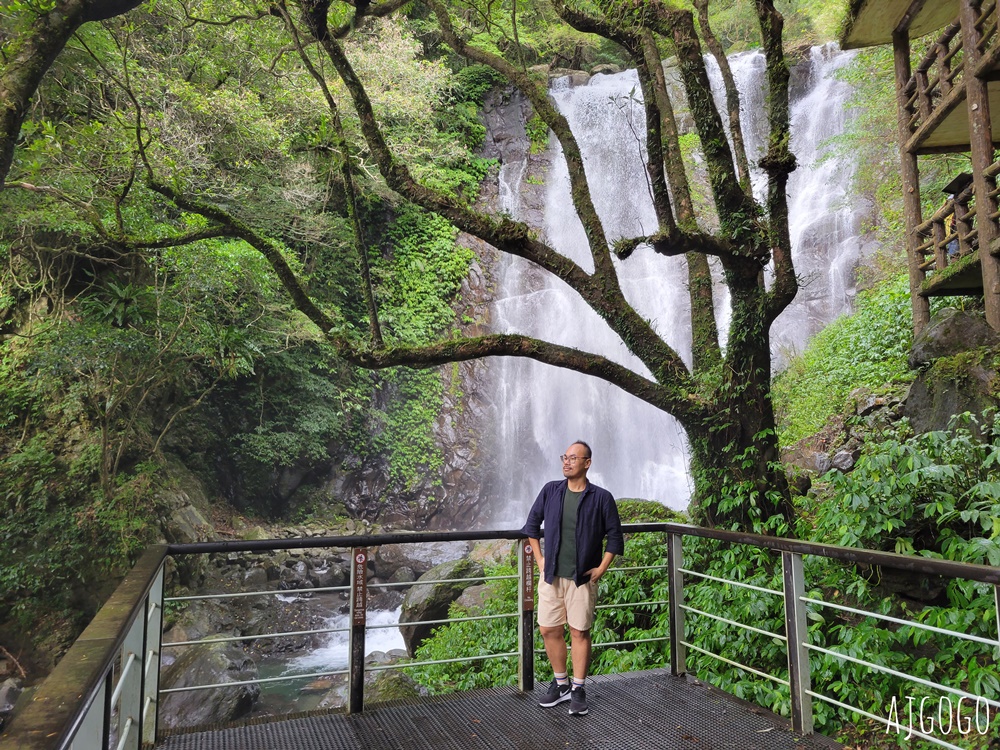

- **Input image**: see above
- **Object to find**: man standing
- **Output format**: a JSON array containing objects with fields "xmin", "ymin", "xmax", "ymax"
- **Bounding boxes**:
[{"xmin": 522, "ymin": 441, "xmax": 624, "ymax": 716}]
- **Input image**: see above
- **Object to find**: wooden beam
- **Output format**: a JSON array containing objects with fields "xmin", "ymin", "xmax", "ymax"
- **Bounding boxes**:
[
  {"xmin": 895, "ymin": 29, "xmax": 932, "ymax": 334},
  {"xmin": 960, "ymin": 0, "xmax": 1000, "ymax": 330},
  {"xmin": 895, "ymin": 0, "xmax": 931, "ymax": 36}
]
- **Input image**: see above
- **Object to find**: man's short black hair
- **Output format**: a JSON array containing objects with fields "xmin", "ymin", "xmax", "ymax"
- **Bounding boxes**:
[{"xmin": 572, "ymin": 440, "xmax": 592, "ymax": 459}]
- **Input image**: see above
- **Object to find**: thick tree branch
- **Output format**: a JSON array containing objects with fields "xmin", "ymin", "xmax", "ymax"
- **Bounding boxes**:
[
  {"xmin": 754, "ymin": 0, "xmax": 797, "ymax": 322},
  {"xmin": 351, "ymin": 333, "xmax": 706, "ymax": 420},
  {"xmin": 615, "ymin": 230, "xmax": 736, "ymax": 261},
  {"xmin": 0, "ymin": 0, "xmax": 144, "ymax": 189},
  {"xmin": 648, "ymin": 5, "xmax": 760, "ymax": 251}
]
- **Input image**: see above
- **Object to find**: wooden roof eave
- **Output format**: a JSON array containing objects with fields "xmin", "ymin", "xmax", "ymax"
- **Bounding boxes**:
[{"xmin": 842, "ymin": 0, "xmax": 960, "ymax": 50}]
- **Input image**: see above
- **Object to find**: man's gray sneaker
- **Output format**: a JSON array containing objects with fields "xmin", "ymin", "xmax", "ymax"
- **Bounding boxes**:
[
  {"xmin": 568, "ymin": 686, "xmax": 589, "ymax": 715},
  {"xmin": 539, "ymin": 679, "xmax": 571, "ymax": 707}
]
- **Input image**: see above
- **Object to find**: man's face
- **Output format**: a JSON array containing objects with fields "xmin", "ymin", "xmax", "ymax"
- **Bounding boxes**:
[{"xmin": 561, "ymin": 443, "xmax": 591, "ymax": 481}]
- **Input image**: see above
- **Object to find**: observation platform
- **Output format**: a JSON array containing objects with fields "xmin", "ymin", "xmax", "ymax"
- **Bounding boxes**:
[{"xmin": 155, "ymin": 669, "xmax": 843, "ymax": 750}]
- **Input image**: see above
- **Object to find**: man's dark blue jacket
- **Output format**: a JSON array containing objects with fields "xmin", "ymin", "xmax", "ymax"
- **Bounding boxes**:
[{"xmin": 521, "ymin": 479, "xmax": 624, "ymax": 586}]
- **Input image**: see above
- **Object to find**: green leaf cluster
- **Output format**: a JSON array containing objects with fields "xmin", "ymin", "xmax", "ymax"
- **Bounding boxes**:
[{"xmin": 773, "ymin": 276, "xmax": 915, "ymax": 445}]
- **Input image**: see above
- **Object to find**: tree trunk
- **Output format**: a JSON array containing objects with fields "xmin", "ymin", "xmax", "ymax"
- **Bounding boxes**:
[{"xmin": 0, "ymin": 0, "xmax": 144, "ymax": 188}]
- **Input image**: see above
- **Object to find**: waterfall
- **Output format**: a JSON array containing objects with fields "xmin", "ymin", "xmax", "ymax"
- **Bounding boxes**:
[{"xmin": 485, "ymin": 45, "xmax": 866, "ymax": 525}]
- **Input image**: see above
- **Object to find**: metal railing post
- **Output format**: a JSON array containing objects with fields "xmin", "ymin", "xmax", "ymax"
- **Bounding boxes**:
[
  {"xmin": 348, "ymin": 546, "xmax": 368, "ymax": 714},
  {"xmin": 143, "ymin": 563, "xmax": 165, "ymax": 745},
  {"xmin": 69, "ymin": 676, "xmax": 108, "ymax": 750},
  {"xmin": 782, "ymin": 551, "xmax": 813, "ymax": 735},
  {"xmin": 115, "ymin": 602, "xmax": 145, "ymax": 748},
  {"xmin": 518, "ymin": 540, "xmax": 535, "ymax": 692},
  {"xmin": 667, "ymin": 532, "xmax": 686, "ymax": 676}
]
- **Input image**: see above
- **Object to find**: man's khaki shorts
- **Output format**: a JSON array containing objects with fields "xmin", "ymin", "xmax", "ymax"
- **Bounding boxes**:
[{"xmin": 538, "ymin": 576, "xmax": 597, "ymax": 631}]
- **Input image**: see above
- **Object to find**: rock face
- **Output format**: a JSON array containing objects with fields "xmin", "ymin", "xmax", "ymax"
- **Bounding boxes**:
[
  {"xmin": 904, "ymin": 309, "xmax": 1000, "ymax": 434},
  {"xmin": 908, "ymin": 308, "xmax": 999, "ymax": 368},
  {"xmin": 158, "ymin": 641, "xmax": 260, "ymax": 731},
  {"xmin": 398, "ymin": 558, "xmax": 485, "ymax": 656}
]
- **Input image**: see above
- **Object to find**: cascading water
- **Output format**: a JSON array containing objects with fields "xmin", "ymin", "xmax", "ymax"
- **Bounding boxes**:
[{"xmin": 487, "ymin": 45, "xmax": 867, "ymax": 525}]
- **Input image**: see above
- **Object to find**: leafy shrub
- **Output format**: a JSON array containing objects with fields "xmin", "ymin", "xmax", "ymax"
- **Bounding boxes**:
[{"xmin": 773, "ymin": 276, "xmax": 914, "ymax": 445}]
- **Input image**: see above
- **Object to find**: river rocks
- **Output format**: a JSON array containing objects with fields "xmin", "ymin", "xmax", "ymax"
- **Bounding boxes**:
[
  {"xmin": 159, "ymin": 640, "xmax": 260, "ymax": 731},
  {"xmin": 398, "ymin": 558, "xmax": 485, "ymax": 656},
  {"xmin": 0, "ymin": 679, "xmax": 22, "ymax": 732},
  {"xmin": 373, "ymin": 540, "xmax": 472, "ymax": 579}
]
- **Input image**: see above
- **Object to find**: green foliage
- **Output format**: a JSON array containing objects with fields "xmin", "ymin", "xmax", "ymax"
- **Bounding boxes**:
[
  {"xmin": 411, "ymin": 561, "xmax": 521, "ymax": 692},
  {"xmin": 525, "ymin": 114, "xmax": 549, "ymax": 155},
  {"xmin": 375, "ymin": 206, "xmax": 472, "ymax": 344},
  {"xmin": 773, "ymin": 276, "xmax": 914, "ymax": 445},
  {"xmin": 804, "ymin": 412, "xmax": 1000, "ymax": 561}
]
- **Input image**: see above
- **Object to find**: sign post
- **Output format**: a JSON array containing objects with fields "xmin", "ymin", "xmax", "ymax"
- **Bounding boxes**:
[
  {"xmin": 349, "ymin": 547, "xmax": 368, "ymax": 714},
  {"xmin": 518, "ymin": 540, "xmax": 535, "ymax": 692}
]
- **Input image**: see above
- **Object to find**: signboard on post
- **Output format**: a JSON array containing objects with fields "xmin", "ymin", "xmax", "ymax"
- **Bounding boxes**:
[
  {"xmin": 349, "ymin": 547, "xmax": 368, "ymax": 713},
  {"xmin": 519, "ymin": 540, "xmax": 535, "ymax": 691}
]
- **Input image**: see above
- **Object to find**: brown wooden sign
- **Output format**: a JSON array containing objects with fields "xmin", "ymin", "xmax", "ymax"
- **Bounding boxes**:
[
  {"xmin": 521, "ymin": 541, "xmax": 535, "ymax": 610},
  {"xmin": 352, "ymin": 548, "xmax": 368, "ymax": 625}
]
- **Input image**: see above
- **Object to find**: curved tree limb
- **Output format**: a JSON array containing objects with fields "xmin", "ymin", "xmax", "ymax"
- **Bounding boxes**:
[
  {"xmin": 693, "ymin": 0, "xmax": 752, "ymax": 196},
  {"xmin": 0, "ymin": 0, "xmax": 144, "ymax": 190},
  {"xmin": 754, "ymin": 0, "xmax": 797, "ymax": 323},
  {"xmin": 349, "ymin": 333, "xmax": 707, "ymax": 420},
  {"xmin": 146, "ymin": 178, "xmax": 708, "ymax": 420}
]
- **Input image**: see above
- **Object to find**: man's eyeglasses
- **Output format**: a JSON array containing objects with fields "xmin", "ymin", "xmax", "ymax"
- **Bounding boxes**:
[{"xmin": 560, "ymin": 455, "xmax": 588, "ymax": 464}]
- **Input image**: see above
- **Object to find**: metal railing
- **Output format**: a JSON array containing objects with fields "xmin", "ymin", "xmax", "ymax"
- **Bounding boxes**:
[{"xmin": 3, "ymin": 523, "xmax": 999, "ymax": 749}]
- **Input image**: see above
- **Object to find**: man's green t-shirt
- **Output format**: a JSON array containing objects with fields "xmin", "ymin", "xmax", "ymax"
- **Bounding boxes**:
[{"xmin": 555, "ymin": 487, "xmax": 582, "ymax": 579}]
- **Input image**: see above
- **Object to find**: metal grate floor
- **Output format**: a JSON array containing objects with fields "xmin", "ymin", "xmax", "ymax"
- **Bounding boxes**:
[{"xmin": 155, "ymin": 668, "xmax": 844, "ymax": 750}]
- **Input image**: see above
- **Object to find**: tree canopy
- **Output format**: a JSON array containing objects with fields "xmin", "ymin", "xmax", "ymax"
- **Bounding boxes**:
[{"xmin": 0, "ymin": 0, "xmax": 845, "ymax": 540}]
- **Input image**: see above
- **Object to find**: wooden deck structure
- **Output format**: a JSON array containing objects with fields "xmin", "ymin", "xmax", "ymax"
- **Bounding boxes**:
[
  {"xmin": 843, "ymin": 0, "xmax": 1000, "ymax": 333},
  {"xmin": 153, "ymin": 670, "xmax": 846, "ymax": 750}
]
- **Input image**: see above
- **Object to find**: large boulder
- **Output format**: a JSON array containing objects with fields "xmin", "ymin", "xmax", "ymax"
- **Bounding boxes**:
[
  {"xmin": 372, "ymin": 541, "xmax": 472, "ymax": 579},
  {"xmin": 398, "ymin": 558, "xmax": 484, "ymax": 656},
  {"xmin": 908, "ymin": 308, "xmax": 999, "ymax": 368},
  {"xmin": 903, "ymin": 311, "xmax": 1000, "ymax": 433},
  {"xmin": 158, "ymin": 640, "xmax": 259, "ymax": 731}
]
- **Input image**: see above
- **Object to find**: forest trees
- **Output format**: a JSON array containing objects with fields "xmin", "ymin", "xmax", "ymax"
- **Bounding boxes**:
[
  {"xmin": 277, "ymin": 0, "xmax": 801, "ymax": 531},
  {"xmin": 1, "ymin": 0, "xmax": 806, "ymax": 533}
]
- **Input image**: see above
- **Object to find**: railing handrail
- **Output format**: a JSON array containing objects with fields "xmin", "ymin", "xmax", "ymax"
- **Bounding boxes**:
[
  {"xmin": 0, "ymin": 545, "xmax": 169, "ymax": 750},
  {"xmin": 165, "ymin": 522, "xmax": 1000, "ymax": 586},
  {"xmin": 6, "ymin": 521, "xmax": 1000, "ymax": 749}
]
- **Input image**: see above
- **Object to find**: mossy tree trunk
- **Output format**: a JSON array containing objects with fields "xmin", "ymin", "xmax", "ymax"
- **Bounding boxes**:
[{"xmin": 0, "ymin": 0, "xmax": 144, "ymax": 189}]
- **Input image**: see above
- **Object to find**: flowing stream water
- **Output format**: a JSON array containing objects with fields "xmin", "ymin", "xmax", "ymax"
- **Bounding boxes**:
[{"xmin": 488, "ymin": 45, "xmax": 868, "ymax": 525}]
